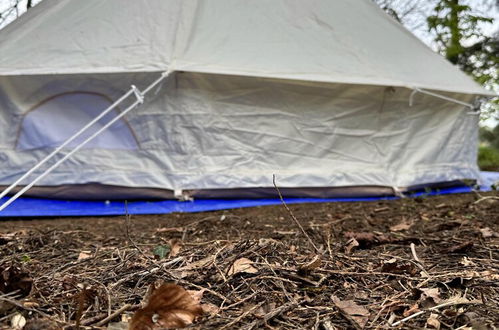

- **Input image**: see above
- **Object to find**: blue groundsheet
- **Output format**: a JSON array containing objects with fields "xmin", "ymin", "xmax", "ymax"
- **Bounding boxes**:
[{"xmin": 1, "ymin": 172, "xmax": 498, "ymax": 217}]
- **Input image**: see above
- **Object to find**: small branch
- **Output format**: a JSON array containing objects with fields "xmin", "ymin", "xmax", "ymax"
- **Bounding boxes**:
[
  {"xmin": 124, "ymin": 201, "xmax": 155, "ymax": 263},
  {"xmin": 243, "ymin": 301, "xmax": 298, "ymax": 330},
  {"xmin": 391, "ymin": 297, "xmax": 482, "ymax": 327},
  {"xmin": 410, "ymin": 243, "xmax": 421, "ymax": 263},
  {"xmin": 272, "ymin": 175, "xmax": 320, "ymax": 253},
  {"xmin": 220, "ymin": 301, "xmax": 265, "ymax": 330},
  {"xmin": 473, "ymin": 196, "xmax": 499, "ymax": 205},
  {"xmin": 94, "ymin": 304, "xmax": 132, "ymax": 327},
  {"xmin": 410, "ymin": 243, "xmax": 430, "ymax": 277}
]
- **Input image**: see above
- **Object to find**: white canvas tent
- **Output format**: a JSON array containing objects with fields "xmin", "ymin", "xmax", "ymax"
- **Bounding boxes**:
[{"xmin": 0, "ymin": 0, "xmax": 494, "ymax": 200}]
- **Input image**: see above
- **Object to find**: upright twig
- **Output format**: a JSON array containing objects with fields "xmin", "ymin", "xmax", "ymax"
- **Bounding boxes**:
[
  {"xmin": 124, "ymin": 201, "xmax": 155, "ymax": 263},
  {"xmin": 272, "ymin": 174, "xmax": 320, "ymax": 253}
]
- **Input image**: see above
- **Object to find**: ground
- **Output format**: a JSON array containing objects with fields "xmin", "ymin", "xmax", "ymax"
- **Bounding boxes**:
[{"xmin": 0, "ymin": 192, "xmax": 498, "ymax": 329}]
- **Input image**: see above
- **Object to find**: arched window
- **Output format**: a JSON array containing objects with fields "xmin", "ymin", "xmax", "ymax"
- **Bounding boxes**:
[{"xmin": 16, "ymin": 92, "xmax": 139, "ymax": 150}]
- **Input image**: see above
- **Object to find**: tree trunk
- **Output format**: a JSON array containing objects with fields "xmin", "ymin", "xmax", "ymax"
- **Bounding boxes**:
[{"xmin": 446, "ymin": 0, "xmax": 461, "ymax": 64}]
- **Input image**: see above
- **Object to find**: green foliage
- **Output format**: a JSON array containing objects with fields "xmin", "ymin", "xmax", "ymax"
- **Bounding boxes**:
[
  {"xmin": 152, "ymin": 245, "xmax": 170, "ymax": 260},
  {"xmin": 478, "ymin": 145, "xmax": 499, "ymax": 171},
  {"xmin": 427, "ymin": 0, "xmax": 498, "ymax": 121},
  {"xmin": 480, "ymin": 124, "xmax": 499, "ymax": 150}
]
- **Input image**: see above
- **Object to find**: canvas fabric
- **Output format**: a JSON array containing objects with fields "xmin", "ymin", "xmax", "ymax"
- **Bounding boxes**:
[{"xmin": 0, "ymin": 72, "xmax": 480, "ymax": 192}]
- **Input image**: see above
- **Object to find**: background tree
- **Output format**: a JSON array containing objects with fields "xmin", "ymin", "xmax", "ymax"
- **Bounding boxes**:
[{"xmin": 0, "ymin": 0, "xmax": 40, "ymax": 28}]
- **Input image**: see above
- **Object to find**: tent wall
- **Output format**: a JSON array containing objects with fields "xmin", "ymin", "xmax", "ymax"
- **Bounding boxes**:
[{"xmin": 0, "ymin": 72, "xmax": 479, "ymax": 198}]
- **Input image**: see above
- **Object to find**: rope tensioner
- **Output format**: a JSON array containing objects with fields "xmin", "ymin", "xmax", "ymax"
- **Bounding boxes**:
[{"xmin": 0, "ymin": 71, "xmax": 171, "ymax": 212}]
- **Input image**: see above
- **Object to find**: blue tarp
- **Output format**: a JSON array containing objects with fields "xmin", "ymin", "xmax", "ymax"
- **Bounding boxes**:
[{"xmin": 1, "ymin": 172, "xmax": 498, "ymax": 217}]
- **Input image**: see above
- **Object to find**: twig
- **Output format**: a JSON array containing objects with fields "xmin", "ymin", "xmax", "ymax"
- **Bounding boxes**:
[
  {"xmin": 410, "ymin": 243, "xmax": 430, "ymax": 277},
  {"xmin": 473, "ymin": 196, "xmax": 499, "ymax": 204},
  {"xmin": 94, "ymin": 303, "xmax": 132, "ymax": 327},
  {"xmin": 390, "ymin": 297, "xmax": 482, "ymax": 327},
  {"xmin": 243, "ymin": 301, "xmax": 298, "ymax": 330},
  {"xmin": 410, "ymin": 243, "xmax": 421, "ymax": 263},
  {"xmin": 272, "ymin": 174, "xmax": 320, "ymax": 253},
  {"xmin": 220, "ymin": 301, "xmax": 265, "ymax": 329},
  {"xmin": 0, "ymin": 295, "xmax": 54, "ymax": 321},
  {"xmin": 124, "ymin": 201, "xmax": 155, "ymax": 263}
]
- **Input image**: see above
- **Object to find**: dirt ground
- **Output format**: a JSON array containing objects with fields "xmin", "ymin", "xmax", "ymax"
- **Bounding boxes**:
[{"xmin": 0, "ymin": 191, "xmax": 498, "ymax": 329}]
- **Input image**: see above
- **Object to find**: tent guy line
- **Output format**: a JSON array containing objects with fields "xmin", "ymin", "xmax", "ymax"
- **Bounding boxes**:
[
  {"xmin": 0, "ymin": 71, "xmax": 170, "ymax": 212},
  {"xmin": 408, "ymin": 87, "xmax": 480, "ymax": 115}
]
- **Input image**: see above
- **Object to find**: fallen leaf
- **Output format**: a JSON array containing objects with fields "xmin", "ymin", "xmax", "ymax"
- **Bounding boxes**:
[
  {"xmin": 479, "ymin": 227, "xmax": 497, "ymax": 238},
  {"xmin": 344, "ymin": 232, "xmax": 392, "ymax": 248},
  {"xmin": 22, "ymin": 300, "xmax": 39, "ymax": 309},
  {"xmin": 445, "ymin": 241, "xmax": 473, "ymax": 253},
  {"xmin": 332, "ymin": 295, "xmax": 369, "ymax": 329},
  {"xmin": 298, "ymin": 255, "xmax": 321, "ymax": 274},
  {"xmin": 169, "ymin": 239, "xmax": 183, "ymax": 257},
  {"xmin": 228, "ymin": 258, "xmax": 258, "ymax": 276},
  {"xmin": 186, "ymin": 289, "xmax": 204, "ymax": 304},
  {"xmin": 77, "ymin": 250, "xmax": 92, "ymax": 260},
  {"xmin": 345, "ymin": 238, "xmax": 359, "ymax": 254},
  {"xmin": 419, "ymin": 288, "xmax": 442, "ymax": 308},
  {"xmin": 152, "ymin": 245, "xmax": 171, "ymax": 260},
  {"xmin": 426, "ymin": 313, "xmax": 440, "ymax": 329},
  {"xmin": 381, "ymin": 259, "xmax": 417, "ymax": 276},
  {"xmin": 129, "ymin": 283, "xmax": 203, "ymax": 330},
  {"xmin": 390, "ymin": 220, "xmax": 412, "ymax": 232},
  {"xmin": 11, "ymin": 313, "xmax": 26, "ymax": 329},
  {"xmin": 460, "ymin": 257, "xmax": 475, "ymax": 267},
  {"xmin": 0, "ymin": 264, "xmax": 32, "ymax": 297},
  {"xmin": 201, "ymin": 303, "xmax": 219, "ymax": 316}
]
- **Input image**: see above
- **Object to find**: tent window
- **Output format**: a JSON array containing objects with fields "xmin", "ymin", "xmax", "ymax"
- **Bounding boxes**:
[{"xmin": 16, "ymin": 92, "xmax": 139, "ymax": 150}]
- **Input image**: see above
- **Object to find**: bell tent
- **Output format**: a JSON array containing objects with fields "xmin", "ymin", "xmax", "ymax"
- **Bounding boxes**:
[{"xmin": 0, "ymin": 0, "xmax": 493, "ymax": 201}]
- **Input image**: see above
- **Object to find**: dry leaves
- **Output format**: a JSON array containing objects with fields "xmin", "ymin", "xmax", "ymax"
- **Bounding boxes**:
[
  {"xmin": 0, "ymin": 264, "xmax": 32, "ymax": 298},
  {"xmin": 381, "ymin": 258, "xmax": 417, "ymax": 275},
  {"xmin": 332, "ymin": 295, "xmax": 369, "ymax": 329},
  {"xmin": 168, "ymin": 239, "xmax": 182, "ymax": 257},
  {"xmin": 479, "ymin": 227, "xmax": 498, "ymax": 238},
  {"xmin": 419, "ymin": 288, "xmax": 442, "ymax": 308},
  {"xmin": 129, "ymin": 284, "xmax": 203, "ymax": 329},
  {"xmin": 445, "ymin": 241, "xmax": 473, "ymax": 253},
  {"xmin": 78, "ymin": 250, "xmax": 92, "ymax": 260},
  {"xmin": 344, "ymin": 238, "xmax": 359, "ymax": 254},
  {"xmin": 426, "ymin": 313, "xmax": 441, "ymax": 329},
  {"xmin": 389, "ymin": 219, "xmax": 413, "ymax": 232},
  {"xmin": 298, "ymin": 255, "xmax": 321, "ymax": 274},
  {"xmin": 228, "ymin": 258, "xmax": 258, "ymax": 276},
  {"xmin": 343, "ymin": 232, "xmax": 392, "ymax": 248}
]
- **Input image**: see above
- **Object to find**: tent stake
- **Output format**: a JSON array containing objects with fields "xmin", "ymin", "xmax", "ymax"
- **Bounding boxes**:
[{"xmin": 0, "ymin": 71, "xmax": 170, "ymax": 212}]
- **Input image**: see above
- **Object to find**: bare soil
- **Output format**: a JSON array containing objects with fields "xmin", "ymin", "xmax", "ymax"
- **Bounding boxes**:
[{"xmin": 0, "ymin": 192, "xmax": 498, "ymax": 329}]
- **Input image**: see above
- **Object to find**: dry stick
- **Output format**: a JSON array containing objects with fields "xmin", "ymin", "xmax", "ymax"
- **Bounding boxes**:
[
  {"xmin": 94, "ymin": 303, "xmax": 132, "ymax": 327},
  {"xmin": 0, "ymin": 295, "xmax": 55, "ymax": 322},
  {"xmin": 390, "ymin": 298, "xmax": 482, "ymax": 327},
  {"xmin": 410, "ymin": 243, "xmax": 430, "ymax": 277},
  {"xmin": 473, "ymin": 196, "xmax": 499, "ymax": 204},
  {"xmin": 220, "ymin": 301, "xmax": 266, "ymax": 330},
  {"xmin": 124, "ymin": 201, "xmax": 155, "ymax": 264},
  {"xmin": 272, "ymin": 174, "xmax": 320, "ymax": 253},
  {"xmin": 243, "ymin": 301, "xmax": 298, "ymax": 330}
]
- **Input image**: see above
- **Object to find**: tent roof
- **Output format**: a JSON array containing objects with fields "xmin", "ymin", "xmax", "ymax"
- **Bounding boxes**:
[{"xmin": 0, "ymin": 0, "xmax": 493, "ymax": 96}]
